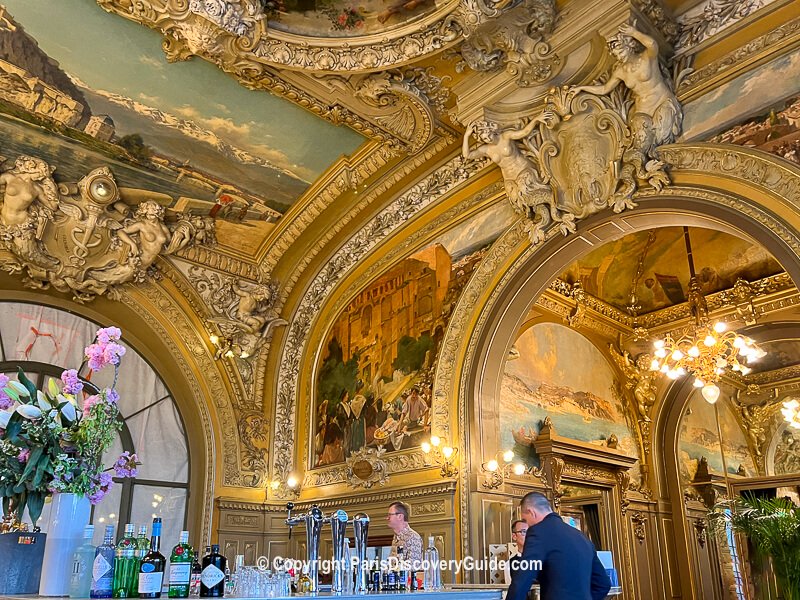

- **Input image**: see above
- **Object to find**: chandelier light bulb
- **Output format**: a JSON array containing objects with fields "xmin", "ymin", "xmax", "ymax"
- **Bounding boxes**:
[
  {"xmin": 671, "ymin": 349, "xmax": 684, "ymax": 361},
  {"xmin": 513, "ymin": 463, "xmax": 526, "ymax": 475},
  {"xmin": 701, "ymin": 383, "xmax": 721, "ymax": 404},
  {"xmin": 704, "ymin": 335, "xmax": 716, "ymax": 347},
  {"xmin": 733, "ymin": 336, "xmax": 744, "ymax": 348},
  {"xmin": 688, "ymin": 346, "xmax": 700, "ymax": 358},
  {"xmin": 287, "ymin": 476, "xmax": 298, "ymax": 489},
  {"xmin": 442, "ymin": 446, "xmax": 454, "ymax": 459},
  {"xmin": 713, "ymin": 322, "xmax": 727, "ymax": 333},
  {"xmin": 502, "ymin": 450, "xmax": 514, "ymax": 462},
  {"xmin": 655, "ymin": 348, "xmax": 667, "ymax": 359},
  {"xmin": 650, "ymin": 358, "xmax": 660, "ymax": 370},
  {"xmin": 430, "ymin": 435, "xmax": 441, "ymax": 447},
  {"xmin": 667, "ymin": 369, "xmax": 680, "ymax": 380},
  {"xmin": 693, "ymin": 378, "xmax": 704, "ymax": 388},
  {"xmin": 209, "ymin": 334, "xmax": 219, "ymax": 345},
  {"xmin": 421, "ymin": 442, "xmax": 431, "ymax": 453},
  {"xmin": 660, "ymin": 364, "xmax": 669, "ymax": 374},
  {"xmin": 486, "ymin": 459, "xmax": 499, "ymax": 472},
  {"xmin": 654, "ymin": 339, "xmax": 665, "ymax": 350},
  {"xmin": 740, "ymin": 366, "xmax": 752, "ymax": 375}
]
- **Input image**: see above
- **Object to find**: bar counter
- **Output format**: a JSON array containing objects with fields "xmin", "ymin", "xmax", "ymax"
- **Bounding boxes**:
[{"xmin": 0, "ymin": 591, "xmax": 503, "ymax": 600}]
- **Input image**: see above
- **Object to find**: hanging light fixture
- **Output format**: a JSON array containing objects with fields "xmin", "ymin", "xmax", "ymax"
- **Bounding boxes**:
[
  {"xmin": 782, "ymin": 399, "xmax": 800, "ymax": 429},
  {"xmin": 649, "ymin": 228, "xmax": 766, "ymax": 404}
]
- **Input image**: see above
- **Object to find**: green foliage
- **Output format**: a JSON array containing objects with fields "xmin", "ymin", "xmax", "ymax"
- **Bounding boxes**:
[
  {"xmin": 710, "ymin": 495, "xmax": 800, "ymax": 600},
  {"xmin": 317, "ymin": 338, "xmax": 359, "ymax": 415},
  {"xmin": 117, "ymin": 133, "xmax": 152, "ymax": 162},
  {"xmin": 392, "ymin": 334, "xmax": 433, "ymax": 374}
]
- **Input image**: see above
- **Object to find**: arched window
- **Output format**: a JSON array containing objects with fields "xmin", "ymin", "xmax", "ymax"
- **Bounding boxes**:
[{"xmin": 0, "ymin": 302, "xmax": 190, "ymax": 547}]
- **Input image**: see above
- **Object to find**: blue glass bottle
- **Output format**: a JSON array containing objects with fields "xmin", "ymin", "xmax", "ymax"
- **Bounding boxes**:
[{"xmin": 91, "ymin": 525, "xmax": 116, "ymax": 599}]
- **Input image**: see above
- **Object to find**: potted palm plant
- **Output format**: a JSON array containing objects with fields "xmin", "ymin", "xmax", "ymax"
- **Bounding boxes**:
[{"xmin": 710, "ymin": 495, "xmax": 800, "ymax": 600}]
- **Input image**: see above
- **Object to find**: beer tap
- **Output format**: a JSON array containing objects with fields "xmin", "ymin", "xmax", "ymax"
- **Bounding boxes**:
[
  {"xmin": 329, "ymin": 509, "xmax": 349, "ymax": 594},
  {"xmin": 352, "ymin": 513, "xmax": 370, "ymax": 594},
  {"xmin": 285, "ymin": 502, "xmax": 325, "ymax": 593}
]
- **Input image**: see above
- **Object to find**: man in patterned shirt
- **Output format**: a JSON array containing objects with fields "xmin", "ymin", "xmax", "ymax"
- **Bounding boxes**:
[{"xmin": 387, "ymin": 501, "xmax": 423, "ymax": 565}]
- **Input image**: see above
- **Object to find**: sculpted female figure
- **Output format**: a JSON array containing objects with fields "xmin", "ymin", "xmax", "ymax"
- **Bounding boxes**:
[
  {"xmin": 462, "ymin": 113, "xmax": 555, "ymax": 217},
  {"xmin": 0, "ymin": 155, "xmax": 59, "ymax": 228},
  {"xmin": 571, "ymin": 22, "xmax": 682, "ymax": 149}
]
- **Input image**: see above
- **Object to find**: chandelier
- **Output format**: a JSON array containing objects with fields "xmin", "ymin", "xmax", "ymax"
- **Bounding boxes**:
[
  {"xmin": 782, "ymin": 399, "xmax": 800, "ymax": 429},
  {"xmin": 649, "ymin": 228, "xmax": 766, "ymax": 404}
]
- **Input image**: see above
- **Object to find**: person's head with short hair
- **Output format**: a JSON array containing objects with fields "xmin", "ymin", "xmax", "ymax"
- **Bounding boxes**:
[
  {"xmin": 387, "ymin": 501, "xmax": 410, "ymax": 533},
  {"xmin": 520, "ymin": 492, "xmax": 553, "ymax": 526},
  {"xmin": 510, "ymin": 519, "xmax": 528, "ymax": 551}
]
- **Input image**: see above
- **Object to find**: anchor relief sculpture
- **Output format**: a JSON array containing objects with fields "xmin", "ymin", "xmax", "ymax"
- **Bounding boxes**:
[
  {"xmin": 463, "ymin": 21, "xmax": 683, "ymax": 245},
  {"xmin": 0, "ymin": 155, "xmax": 216, "ymax": 302}
]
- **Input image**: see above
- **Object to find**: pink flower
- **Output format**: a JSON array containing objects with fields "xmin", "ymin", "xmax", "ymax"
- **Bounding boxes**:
[
  {"xmin": 0, "ymin": 374, "xmax": 11, "ymax": 410},
  {"xmin": 82, "ymin": 394, "xmax": 101, "ymax": 417},
  {"xmin": 96, "ymin": 327, "xmax": 121, "ymax": 345},
  {"xmin": 88, "ymin": 472, "xmax": 113, "ymax": 505},
  {"xmin": 84, "ymin": 328, "xmax": 126, "ymax": 371},
  {"xmin": 114, "ymin": 451, "xmax": 139, "ymax": 478},
  {"xmin": 338, "ymin": 14, "xmax": 347, "ymax": 24},
  {"xmin": 17, "ymin": 448, "xmax": 30, "ymax": 463},
  {"xmin": 60, "ymin": 369, "xmax": 83, "ymax": 395}
]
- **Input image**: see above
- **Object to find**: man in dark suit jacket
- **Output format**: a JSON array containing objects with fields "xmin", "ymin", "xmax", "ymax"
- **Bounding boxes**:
[{"xmin": 506, "ymin": 492, "xmax": 611, "ymax": 600}]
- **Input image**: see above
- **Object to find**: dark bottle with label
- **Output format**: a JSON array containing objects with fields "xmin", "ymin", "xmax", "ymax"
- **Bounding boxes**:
[
  {"xmin": 397, "ymin": 547, "xmax": 407, "ymax": 592},
  {"xmin": 199, "ymin": 545, "xmax": 227, "ymax": 597},
  {"xmin": 138, "ymin": 518, "xmax": 167, "ymax": 599}
]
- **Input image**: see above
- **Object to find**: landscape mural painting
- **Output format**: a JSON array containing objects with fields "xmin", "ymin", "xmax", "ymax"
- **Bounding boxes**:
[
  {"xmin": 499, "ymin": 323, "xmax": 640, "ymax": 471},
  {"xmin": 677, "ymin": 391, "xmax": 754, "ymax": 482},
  {"xmin": 0, "ymin": 1, "xmax": 365, "ymax": 251},
  {"xmin": 773, "ymin": 427, "xmax": 800, "ymax": 475},
  {"xmin": 313, "ymin": 202, "xmax": 516, "ymax": 467}
]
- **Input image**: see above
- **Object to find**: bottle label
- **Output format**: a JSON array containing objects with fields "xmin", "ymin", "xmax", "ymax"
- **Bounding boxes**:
[
  {"xmin": 92, "ymin": 554, "xmax": 112, "ymax": 582},
  {"xmin": 138, "ymin": 572, "xmax": 164, "ymax": 594},
  {"xmin": 142, "ymin": 562, "xmax": 156, "ymax": 573},
  {"xmin": 201, "ymin": 564, "xmax": 224, "ymax": 588},
  {"xmin": 170, "ymin": 563, "xmax": 192, "ymax": 585}
]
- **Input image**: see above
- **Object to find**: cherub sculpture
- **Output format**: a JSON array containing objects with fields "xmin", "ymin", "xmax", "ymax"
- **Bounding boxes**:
[{"xmin": 610, "ymin": 345, "xmax": 658, "ymax": 422}]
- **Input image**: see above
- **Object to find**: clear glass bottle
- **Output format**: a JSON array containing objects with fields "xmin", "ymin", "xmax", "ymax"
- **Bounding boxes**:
[
  {"xmin": 139, "ymin": 517, "xmax": 167, "ymax": 599},
  {"xmin": 70, "ymin": 524, "xmax": 96, "ymax": 598},
  {"xmin": 91, "ymin": 525, "xmax": 116, "ymax": 599},
  {"xmin": 112, "ymin": 524, "xmax": 138, "ymax": 598},
  {"xmin": 199, "ymin": 544, "xmax": 226, "ymax": 597},
  {"xmin": 423, "ymin": 536, "xmax": 442, "ymax": 591},
  {"xmin": 168, "ymin": 531, "xmax": 193, "ymax": 598}
]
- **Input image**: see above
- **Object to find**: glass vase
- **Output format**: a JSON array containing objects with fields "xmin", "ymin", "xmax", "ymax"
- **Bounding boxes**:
[{"xmin": 38, "ymin": 492, "xmax": 92, "ymax": 596}]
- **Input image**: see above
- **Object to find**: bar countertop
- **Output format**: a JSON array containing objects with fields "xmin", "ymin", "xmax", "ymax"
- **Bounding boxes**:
[{"xmin": 0, "ymin": 591, "xmax": 504, "ymax": 600}]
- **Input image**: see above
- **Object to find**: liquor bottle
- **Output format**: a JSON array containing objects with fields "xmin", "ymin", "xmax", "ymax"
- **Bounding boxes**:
[
  {"xmin": 423, "ymin": 537, "xmax": 441, "ymax": 591},
  {"xmin": 297, "ymin": 564, "xmax": 311, "ymax": 594},
  {"xmin": 189, "ymin": 550, "xmax": 202, "ymax": 598},
  {"xmin": 168, "ymin": 531, "xmax": 193, "ymax": 598},
  {"xmin": 112, "ymin": 524, "xmax": 138, "ymax": 598},
  {"xmin": 91, "ymin": 525, "xmax": 116, "ymax": 599},
  {"xmin": 70, "ymin": 524, "xmax": 96, "ymax": 598},
  {"xmin": 397, "ymin": 546, "xmax": 407, "ymax": 592},
  {"xmin": 139, "ymin": 517, "xmax": 167, "ymax": 598},
  {"xmin": 199, "ymin": 544, "xmax": 226, "ymax": 597},
  {"xmin": 135, "ymin": 525, "xmax": 149, "ymax": 592}
]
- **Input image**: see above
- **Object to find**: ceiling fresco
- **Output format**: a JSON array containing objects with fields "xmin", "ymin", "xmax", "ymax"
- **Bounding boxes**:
[
  {"xmin": 745, "ymin": 339, "xmax": 800, "ymax": 375},
  {"xmin": 268, "ymin": 0, "xmax": 447, "ymax": 36},
  {"xmin": 560, "ymin": 227, "xmax": 784, "ymax": 315},
  {"xmin": 0, "ymin": 0, "xmax": 365, "ymax": 250}
]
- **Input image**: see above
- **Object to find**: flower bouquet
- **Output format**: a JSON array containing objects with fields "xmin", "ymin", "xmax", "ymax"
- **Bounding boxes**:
[{"xmin": 0, "ymin": 326, "xmax": 139, "ymax": 528}]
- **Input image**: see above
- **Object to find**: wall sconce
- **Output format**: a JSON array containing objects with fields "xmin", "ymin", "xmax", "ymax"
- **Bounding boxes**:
[
  {"xmin": 210, "ymin": 334, "xmax": 251, "ymax": 360},
  {"xmin": 480, "ymin": 449, "xmax": 527, "ymax": 490},
  {"xmin": 269, "ymin": 473, "xmax": 301, "ymax": 498},
  {"xmin": 421, "ymin": 436, "xmax": 459, "ymax": 478}
]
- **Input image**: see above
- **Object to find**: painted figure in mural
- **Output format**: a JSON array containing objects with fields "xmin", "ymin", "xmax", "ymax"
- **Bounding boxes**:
[
  {"xmin": 399, "ymin": 386, "xmax": 429, "ymax": 430},
  {"xmin": 0, "ymin": 155, "xmax": 59, "ymax": 228},
  {"xmin": 462, "ymin": 113, "xmax": 556, "ymax": 219},
  {"xmin": 774, "ymin": 430, "xmax": 800, "ymax": 475},
  {"xmin": 571, "ymin": 21, "xmax": 682, "ymax": 151},
  {"xmin": 350, "ymin": 382, "xmax": 368, "ymax": 453},
  {"xmin": 610, "ymin": 346, "xmax": 657, "ymax": 422}
]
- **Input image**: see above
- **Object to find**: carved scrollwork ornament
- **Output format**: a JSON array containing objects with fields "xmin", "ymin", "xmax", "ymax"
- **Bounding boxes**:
[
  {"xmin": 694, "ymin": 518, "xmax": 707, "ymax": 548},
  {"xmin": 0, "ymin": 156, "xmax": 215, "ymax": 302},
  {"xmin": 345, "ymin": 446, "xmax": 390, "ymax": 489},
  {"xmin": 463, "ymin": 20, "xmax": 684, "ymax": 245},
  {"xmin": 631, "ymin": 512, "xmax": 648, "ymax": 544}
]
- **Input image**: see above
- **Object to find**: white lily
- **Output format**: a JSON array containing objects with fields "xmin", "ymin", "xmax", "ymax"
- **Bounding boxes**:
[
  {"xmin": 0, "ymin": 410, "xmax": 11, "ymax": 429},
  {"xmin": 37, "ymin": 390, "xmax": 51, "ymax": 411},
  {"xmin": 16, "ymin": 404, "xmax": 42, "ymax": 419},
  {"xmin": 60, "ymin": 401, "xmax": 77, "ymax": 422},
  {"xmin": 8, "ymin": 381, "xmax": 29, "ymax": 397}
]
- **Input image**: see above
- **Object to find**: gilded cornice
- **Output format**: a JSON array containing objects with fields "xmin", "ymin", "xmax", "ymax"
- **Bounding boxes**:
[
  {"xmin": 676, "ymin": 13, "xmax": 800, "ymax": 101},
  {"xmin": 176, "ymin": 245, "xmax": 260, "ymax": 279},
  {"xmin": 269, "ymin": 154, "xmax": 492, "ymax": 486}
]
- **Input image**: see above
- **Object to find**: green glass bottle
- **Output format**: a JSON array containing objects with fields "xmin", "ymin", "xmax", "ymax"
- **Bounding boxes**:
[
  {"xmin": 135, "ymin": 526, "xmax": 149, "ymax": 592},
  {"xmin": 168, "ymin": 531, "xmax": 192, "ymax": 598},
  {"xmin": 112, "ymin": 524, "xmax": 138, "ymax": 598},
  {"xmin": 138, "ymin": 517, "xmax": 166, "ymax": 599}
]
